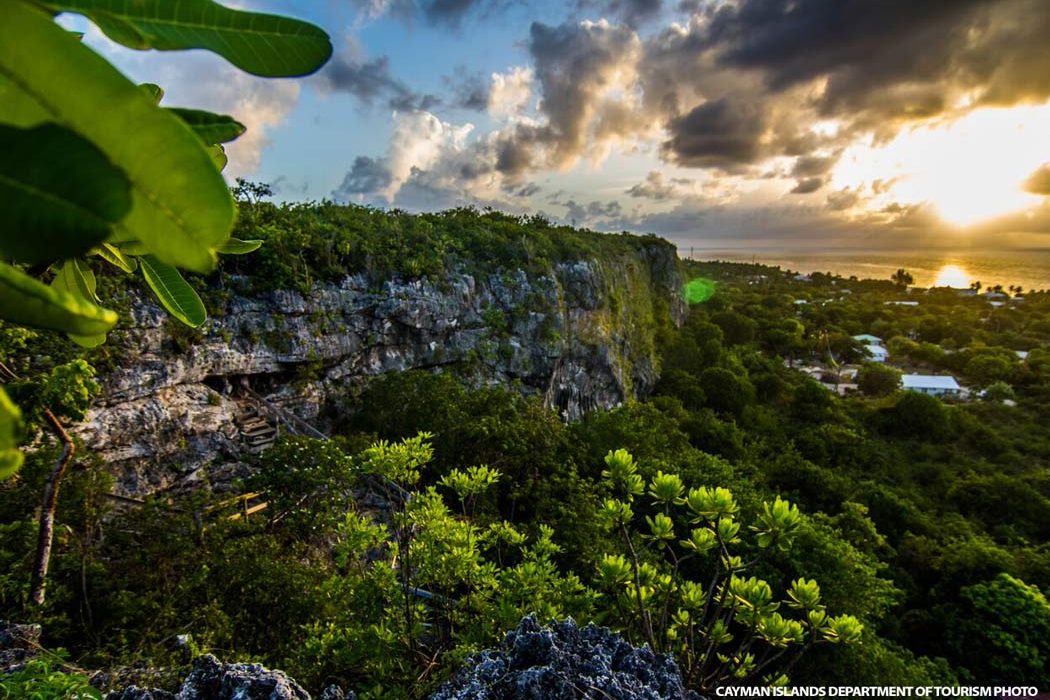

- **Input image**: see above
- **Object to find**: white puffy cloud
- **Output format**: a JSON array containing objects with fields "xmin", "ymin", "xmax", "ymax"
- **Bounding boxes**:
[{"xmin": 488, "ymin": 66, "xmax": 534, "ymax": 119}]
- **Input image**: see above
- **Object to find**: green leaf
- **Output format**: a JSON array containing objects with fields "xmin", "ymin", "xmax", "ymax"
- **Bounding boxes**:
[
  {"xmin": 0, "ymin": 261, "xmax": 117, "ymax": 336},
  {"xmin": 139, "ymin": 254, "xmax": 207, "ymax": 328},
  {"xmin": 0, "ymin": 1, "xmax": 235, "ymax": 273},
  {"xmin": 0, "ymin": 122, "xmax": 131, "ymax": 264},
  {"xmin": 51, "ymin": 259, "xmax": 100, "ymax": 304},
  {"xmin": 50, "ymin": 259, "xmax": 108, "ymax": 346},
  {"xmin": 207, "ymin": 145, "xmax": 228, "ymax": 172},
  {"xmin": 139, "ymin": 82, "xmax": 164, "ymax": 103},
  {"xmin": 218, "ymin": 238, "xmax": 263, "ymax": 255},
  {"xmin": 51, "ymin": 259, "xmax": 108, "ymax": 346},
  {"xmin": 42, "ymin": 0, "xmax": 333, "ymax": 77},
  {"xmin": 95, "ymin": 243, "xmax": 138, "ymax": 273},
  {"xmin": 168, "ymin": 108, "xmax": 246, "ymax": 144},
  {"xmin": 0, "ymin": 387, "xmax": 24, "ymax": 480}
]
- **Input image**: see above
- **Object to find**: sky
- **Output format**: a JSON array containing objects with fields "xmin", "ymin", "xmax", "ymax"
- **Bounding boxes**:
[{"xmin": 70, "ymin": 0, "xmax": 1050, "ymax": 252}]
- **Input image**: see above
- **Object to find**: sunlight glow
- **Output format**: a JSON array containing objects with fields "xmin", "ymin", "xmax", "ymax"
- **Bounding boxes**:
[
  {"xmin": 831, "ymin": 105, "xmax": 1050, "ymax": 227},
  {"xmin": 932, "ymin": 264, "xmax": 972, "ymax": 288}
]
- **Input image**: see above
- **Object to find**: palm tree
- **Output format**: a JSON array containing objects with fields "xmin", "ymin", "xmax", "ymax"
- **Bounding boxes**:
[{"xmin": 891, "ymin": 268, "xmax": 914, "ymax": 288}]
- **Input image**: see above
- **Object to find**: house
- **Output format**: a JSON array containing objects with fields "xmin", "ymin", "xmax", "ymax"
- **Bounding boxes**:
[
  {"xmin": 885, "ymin": 300, "xmax": 919, "ymax": 306},
  {"xmin": 853, "ymin": 334, "xmax": 888, "ymax": 362},
  {"xmin": 902, "ymin": 374, "xmax": 962, "ymax": 398},
  {"xmin": 1016, "ymin": 350, "xmax": 1029, "ymax": 361},
  {"xmin": 865, "ymin": 345, "xmax": 889, "ymax": 363}
]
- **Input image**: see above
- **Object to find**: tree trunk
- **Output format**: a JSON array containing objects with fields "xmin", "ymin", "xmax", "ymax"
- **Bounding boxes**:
[{"xmin": 28, "ymin": 410, "xmax": 75, "ymax": 607}]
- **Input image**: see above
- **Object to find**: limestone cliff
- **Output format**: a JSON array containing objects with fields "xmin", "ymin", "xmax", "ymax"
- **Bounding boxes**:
[{"xmin": 76, "ymin": 242, "xmax": 683, "ymax": 496}]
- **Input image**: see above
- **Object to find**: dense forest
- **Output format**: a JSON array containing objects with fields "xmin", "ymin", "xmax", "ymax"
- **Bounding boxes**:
[{"xmin": 2, "ymin": 201, "xmax": 1049, "ymax": 697}]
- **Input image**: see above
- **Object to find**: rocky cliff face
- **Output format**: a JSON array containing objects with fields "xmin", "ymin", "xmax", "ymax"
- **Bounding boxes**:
[{"xmin": 76, "ymin": 243, "xmax": 683, "ymax": 496}]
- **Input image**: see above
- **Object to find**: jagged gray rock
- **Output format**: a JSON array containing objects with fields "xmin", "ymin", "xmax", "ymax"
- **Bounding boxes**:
[
  {"xmin": 0, "ymin": 621, "xmax": 41, "ymax": 673},
  {"xmin": 102, "ymin": 655, "xmax": 347, "ymax": 700},
  {"xmin": 428, "ymin": 615, "xmax": 700, "ymax": 700},
  {"xmin": 75, "ymin": 248, "xmax": 683, "ymax": 497},
  {"xmin": 175, "ymin": 654, "xmax": 311, "ymax": 700}
]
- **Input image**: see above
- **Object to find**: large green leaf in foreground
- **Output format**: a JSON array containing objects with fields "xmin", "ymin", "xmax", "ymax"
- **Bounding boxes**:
[
  {"xmin": 0, "ymin": 123, "xmax": 131, "ymax": 264},
  {"xmin": 0, "ymin": 1, "xmax": 235, "ymax": 273},
  {"xmin": 0, "ymin": 261, "xmax": 117, "ymax": 336},
  {"xmin": 139, "ymin": 255, "xmax": 207, "ymax": 328},
  {"xmin": 42, "ymin": 0, "xmax": 333, "ymax": 77}
]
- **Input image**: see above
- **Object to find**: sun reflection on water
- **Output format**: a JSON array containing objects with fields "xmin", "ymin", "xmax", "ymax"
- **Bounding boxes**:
[{"xmin": 932, "ymin": 264, "xmax": 972, "ymax": 288}]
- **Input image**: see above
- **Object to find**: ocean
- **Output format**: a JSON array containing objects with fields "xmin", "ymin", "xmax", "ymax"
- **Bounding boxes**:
[{"xmin": 681, "ymin": 248, "xmax": 1050, "ymax": 292}]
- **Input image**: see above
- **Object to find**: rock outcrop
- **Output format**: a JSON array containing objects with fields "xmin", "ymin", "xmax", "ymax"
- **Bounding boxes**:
[
  {"xmin": 102, "ymin": 655, "xmax": 346, "ymax": 700},
  {"xmin": 430, "ymin": 615, "xmax": 699, "ymax": 700},
  {"xmin": 94, "ymin": 617, "xmax": 695, "ymax": 700},
  {"xmin": 0, "ymin": 621, "xmax": 41, "ymax": 673},
  {"xmin": 76, "ymin": 245, "xmax": 683, "ymax": 497}
]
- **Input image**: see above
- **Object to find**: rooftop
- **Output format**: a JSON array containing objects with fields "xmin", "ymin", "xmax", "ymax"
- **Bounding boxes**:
[{"xmin": 902, "ymin": 374, "xmax": 961, "ymax": 390}]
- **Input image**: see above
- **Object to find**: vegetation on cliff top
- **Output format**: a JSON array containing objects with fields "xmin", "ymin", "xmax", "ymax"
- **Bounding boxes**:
[{"xmin": 218, "ymin": 198, "xmax": 678, "ymax": 294}]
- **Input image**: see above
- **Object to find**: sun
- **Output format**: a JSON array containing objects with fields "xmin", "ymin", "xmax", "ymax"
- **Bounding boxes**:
[
  {"xmin": 831, "ymin": 104, "xmax": 1050, "ymax": 227},
  {"xmin": 932, "ymin": 264, "xmax": 972, "ymax": 288}
]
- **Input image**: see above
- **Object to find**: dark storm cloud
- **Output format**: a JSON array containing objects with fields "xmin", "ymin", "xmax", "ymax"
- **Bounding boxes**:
[
  {"xmin": 662, "ymin": 98, "xmax": 765, "ymax": 168},
  {"xmin": 642, "ymin": 0, "xmax": 1050, "ymax": 172},
  {"xmin": 789, "ymin": 177, "xmax": 824, "ymax": 195},
  {"xmin": 526, "ymin": 20, "xmax": 641, "ymax": 162},
  {"xmin": 333, "ymin": 156, "xmax": 393, "ymax": 198},
  {"xmin": 316, "ymin": 54, "xmax": 441, "ymax": 111},
  {"xmin": 465, "ymin": 19, "xmax": 643, "ymax": 178},
  {"xmin": 1023, "ymin": 164, "xmax": 1050, "ymax": 195},
  {"xmin": 575, "ymin": 0, "xmax": 662, "ymax": 27},
  {"xmin": 703, "ymin": 0, "xmax": 1050, "ymax": 123},
  {"xmin": 791, "ymin": 156, "xmax": 835, "ymax": 178}
]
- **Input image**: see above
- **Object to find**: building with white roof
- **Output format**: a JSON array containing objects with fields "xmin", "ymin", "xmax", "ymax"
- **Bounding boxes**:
[
  {"xmin": 865, "ymin": 345, "xmax": 889, "ymax": 363},
  {"xmin": 901, "ymin": 374, "xmax": 961, "ymax": 397}
]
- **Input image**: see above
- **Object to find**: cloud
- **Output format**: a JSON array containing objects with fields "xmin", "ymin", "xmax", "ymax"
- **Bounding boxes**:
[
  {"xmin": 576, "ymin": 0, "xmax": 663, "ymax": 27},
  {"xmin": 790, "ymin": 177, "xmax": 824, "ymax": 195},
  {"xmin": 349, "ymin": 0, "xmax": 512, "ymax": 28},
  {"xmin": 663, "ymin": 97, "xmax": 765, "ymax": 168},
  {"xmin": 488, "ymin": 66, "xmax": 534, "ymax": 118},
  {"xmin": 702, "ymin": 0, "xmax": 1050, "ymax": 131},
  {"xmin": 316, "ymin": 42, "xmax": 440, "ymax": 111},
  {"xmin": 445, "ymin": 69, "xmax": 490, "ymax": 111},
  {"xmin": 626, "ymin": 170, "xmax": 695, "ymax": 200},
  {"xmin": 334, "ymin": 156, "xmax": 394, "ymax": 197},
  {"xmin": 791, "ymin": 156, "xmax": 836, "ymax": 178},
  {"xmin": 136, "ymin": 54, "xmax": 300, "ymax": 178},
  {"xmin": 471, "ymin": 19, "xmax": 649, "ymax": 178},
  {"xmin": 333, "ymin": 111, "xmax": 475, "ymax": 203},
  {"xmin": 826, "ymin": 187, "xmax": 860, "ymax": 211},
  {"xmin": 1023, "ymin": 163, "xmax": 1050, "ymax": 195},
  {"xmin": 331, "ymin": 0, "xmax": 1050, "ymax": 248}
]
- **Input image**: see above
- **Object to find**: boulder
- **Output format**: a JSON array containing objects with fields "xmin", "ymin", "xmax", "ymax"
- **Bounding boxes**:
[{"xmin": 428, "ymin": 615, "xmax": 700, "ymax": 700}]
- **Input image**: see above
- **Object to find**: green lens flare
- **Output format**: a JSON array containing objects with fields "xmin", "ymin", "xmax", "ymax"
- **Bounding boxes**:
[{"xmin": 684, "ymin": 277, "xmax": 716, "ymax": 304}]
